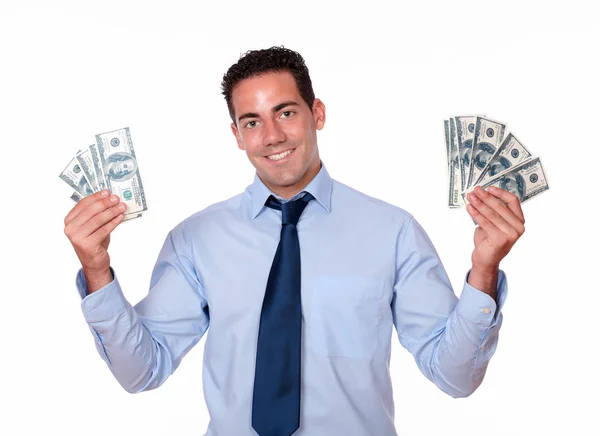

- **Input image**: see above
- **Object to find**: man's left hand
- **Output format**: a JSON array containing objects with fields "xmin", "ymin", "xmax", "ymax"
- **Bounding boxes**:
[
  {"xmin": 466, "ymin": 185, "xmax": 525, "ymax": 269},
  {"xmin": 465, "ymin": 185, "xmax": 525, "ymax": 299}
]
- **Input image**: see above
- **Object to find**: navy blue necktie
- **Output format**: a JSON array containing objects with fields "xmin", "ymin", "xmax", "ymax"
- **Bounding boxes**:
[{"xmin": 252, "ymin": 192, "xmax": 314, "ymax": 436}]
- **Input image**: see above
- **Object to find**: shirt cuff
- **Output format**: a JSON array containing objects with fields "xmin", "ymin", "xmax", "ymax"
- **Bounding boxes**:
[
  {"xmin": 76, "ymin": 268, "xmax": 130, "ymax": 323},
  {"xmin": 455, "ymin": 269, "xmax": 507, "ymax": 326}
]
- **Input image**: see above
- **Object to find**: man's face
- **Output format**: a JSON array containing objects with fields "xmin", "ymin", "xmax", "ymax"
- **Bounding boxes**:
[{"xmin": 230, "ymin": 71, "xmax": 325, "ymax": 198}]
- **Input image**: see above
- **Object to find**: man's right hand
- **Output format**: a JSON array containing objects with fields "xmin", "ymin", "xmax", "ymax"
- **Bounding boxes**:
[{"xmin": 64, "ymin": 189, "xmax": 127, "ymax": 294}]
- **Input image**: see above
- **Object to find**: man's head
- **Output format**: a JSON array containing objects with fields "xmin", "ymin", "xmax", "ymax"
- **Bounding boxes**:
[
  {"xmin": 221, "ymin": 46, "xmax": 325, "ymax": 199},
  {"xmin": 221, "ymin": 46, "xmax": 316, "ymax": 124}
]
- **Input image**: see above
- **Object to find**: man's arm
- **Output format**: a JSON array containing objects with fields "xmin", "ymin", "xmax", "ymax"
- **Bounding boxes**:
[
  {"xmin": 391, "ymin": 186, "xmax": 524, "ymax": 398},
  {"xmin": 65, "ymin": 192, "xmax": 209, "ymax": 393},
  {"xmin": 466, "ymin": 265, "xmax": 498, "ymax": 301},
  {"xmin": 391, "ymin": 216, "xmax": 506, "ymax": 398},
  {"xmin": 64, "ymin": 189, "xmax": 126, "ymax": 293}
]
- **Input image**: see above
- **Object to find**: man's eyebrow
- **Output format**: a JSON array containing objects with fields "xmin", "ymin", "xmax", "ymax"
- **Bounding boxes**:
[
  {"xmin": 273, "ymin": 101, "xmax": 299, "ymax": 112},
  {"xmin": 237, "ymin": 101, "xmax": 300, "ymax": 123},
  {"xmin": 238, "ymin": 112, "xmax": 259, "ymax": 122}
]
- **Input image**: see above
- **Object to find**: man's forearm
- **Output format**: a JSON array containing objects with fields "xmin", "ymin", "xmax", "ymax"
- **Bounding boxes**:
[
  {"xmin": 88, "ymin": 303, "xmax": 161, "ymax": 393},
  {"xmin": 467, "ymin": 265, "xmax": 499, "ymax": 302},
  {"xmin": 78, "ymin": 270, "xmax": 163, "ymax": 393},
  {"xmin": 83, "ymin": 266, "xmax": 114, "ymax": 294}
]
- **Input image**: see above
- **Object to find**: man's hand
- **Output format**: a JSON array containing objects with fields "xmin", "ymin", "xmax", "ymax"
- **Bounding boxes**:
[
  {"xmin": 64, "ymin": 189, "xmax": 127, "ymax": 294},
  {"xmin": 465, "ymin": 185, "xmax": 526, "ymax": 299}
]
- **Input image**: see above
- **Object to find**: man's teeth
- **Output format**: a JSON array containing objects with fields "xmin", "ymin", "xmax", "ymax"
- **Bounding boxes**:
[{"xmin": 267, "ymin": 149, "xmax": 293, "ymax": 161}]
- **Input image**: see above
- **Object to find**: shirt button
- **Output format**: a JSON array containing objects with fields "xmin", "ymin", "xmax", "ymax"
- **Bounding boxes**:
[{"xmin": 482, "ymin": 307, "xmax": 491, "ymax": 314}]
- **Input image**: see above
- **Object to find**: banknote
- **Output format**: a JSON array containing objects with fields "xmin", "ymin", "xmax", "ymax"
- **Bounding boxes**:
[
  {"xmin": 61, "ymin": 127, "xmax": 147, "ymax": 223},
  {"xmin": 94, "ymin": 127, "xmax": 148, "ymax": 217},
  {"xmin": 467, "ymin": 116, "xmax": 506, "ymax": 189},
  {"xmin": 462, "ymin": 156, "xmax": 549, "ymax": 205},
  {"xmin": 89, "ymin": 143, "xmax": 107, "ymax": 191},
  {"xmin": 68, "ymin": 189, "xmax": 143, "ymax": 221},
  {"xmin": 59, "ymin": 157, "xmax": 95, "ymax": 197},
  {"xmin": 124, "ymin": 212, "xmax": 143, "ymax": 221},
  {"xmin": 444, "ymin": 120, "xmax": 450, "ymax": 165},
  {"xmin": 75, "ymin": 147, "xmax": 100, "ymax": 192},
  {"xmin": 455, "ymin": 115, "xmax": 478, "ymax": 191},
  {"xmin": 475, "ymin": 132, "xmax": 532, "ymax": 186},
  {"xmin": 446, "ymin": 118, "xmax": 463, "ymax": 207},
  {"xmin": 70, "ymin": 192, "xmax": 82, "ymax": 203},
  {"xmin": 443, "ymin": 116, "xmax": 548, "ymax": 216}
]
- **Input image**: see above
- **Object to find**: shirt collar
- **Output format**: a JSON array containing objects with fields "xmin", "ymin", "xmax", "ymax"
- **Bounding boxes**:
[{"xmin": 250, "ymin": 160, "xmax": 332, "ymax": 219}]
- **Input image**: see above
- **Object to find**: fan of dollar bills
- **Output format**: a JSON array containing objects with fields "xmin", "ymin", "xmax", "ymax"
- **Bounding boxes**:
[
  {"xmin": 444, "ymin": 115, "xmax": 549, "ymax": 209},
  {"xmin": 59, "ymin": 127, "xmax": 148, "ymax": 221}
]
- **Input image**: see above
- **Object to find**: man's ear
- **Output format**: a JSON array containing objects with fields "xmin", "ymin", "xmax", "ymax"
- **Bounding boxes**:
[
  {"xmin": 312, "ymin": 99, "xmax": 326, "ymax": 130},
  {"xmin": 231, "ymin": 123, "xmax": 245, "ymax": 151}
]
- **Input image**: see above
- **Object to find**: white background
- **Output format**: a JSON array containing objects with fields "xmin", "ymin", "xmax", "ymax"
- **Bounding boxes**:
[{"xmin": 1, "ymin": 0, "xmax": 598, "ymax": 435}]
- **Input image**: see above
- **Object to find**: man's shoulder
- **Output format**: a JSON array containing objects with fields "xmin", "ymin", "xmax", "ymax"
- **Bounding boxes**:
[
  {"xmin": 331, "ymin": 178, "xmax": 413, "ymax": 221},
  {"xmin": 185, "ymin": 191, "xmax": 245, "ymax": 223},
  {"xmin": 167, "ymin": 190, "xmax": 247, "ymax": 236}
]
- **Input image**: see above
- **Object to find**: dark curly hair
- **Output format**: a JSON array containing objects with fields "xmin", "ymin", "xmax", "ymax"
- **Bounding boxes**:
[{"xmin": 221, "ymin": 46, "xmax": 315, "ymax": 123}]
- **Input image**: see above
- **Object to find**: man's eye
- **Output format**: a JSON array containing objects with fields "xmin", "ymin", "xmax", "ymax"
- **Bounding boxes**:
[
  {"xmin": 245, "ymin": 120, "xmax": 257, "ymax": 128},
  {"xmin": 281, "ymin": 111, "xmax": 294, "ymax": 118}
]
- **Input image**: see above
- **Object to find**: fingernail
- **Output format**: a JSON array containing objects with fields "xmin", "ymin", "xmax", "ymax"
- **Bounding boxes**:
[
  {"xmin": 118, "ymin": 203, "xmax": 127, "ymax": 211},
  {"xmin": 489, "ymin": 186, "xmax": 497, "ymax": 192},
  {"xmin": 110, "ymin": 195, "xmax": 118, "ymax": 203},
  {"xmin": 101, "ymin": 189, "xmax": 109, "ymax": 197}
]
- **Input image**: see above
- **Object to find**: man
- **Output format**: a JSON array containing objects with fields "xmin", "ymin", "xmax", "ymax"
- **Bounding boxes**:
[{"xmin": 64, "ymin": 46, "xmax": 525, "ymax": 436}]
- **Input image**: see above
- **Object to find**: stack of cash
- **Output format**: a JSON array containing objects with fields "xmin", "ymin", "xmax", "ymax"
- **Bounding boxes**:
[
  {"xmin": 59, "ymin": 127, "xmax": 147, "ymax": 221},
  {"xmin": 444, "ymin": 116, "xmax": 549, "ymax": 209}
]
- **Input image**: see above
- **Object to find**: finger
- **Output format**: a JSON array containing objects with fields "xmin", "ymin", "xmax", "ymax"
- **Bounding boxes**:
[
  {"xmin": 467, "ymin": 203, "xmax": 497, "ymax": 233},
  {"xmin": 70, "ymin": 194, "xmax": 121, "ymax": 229},
  {"xmin": 87, "ymin": 212, "xmax": 126, "ymax": 246},
  {"xmin": 64, "ymin": 189, "xmax": 110, "ymax": 225},
  {"xmin": 472, "ymin": 186, "xmax": 525, "ymax": 233},
  {"xmin": 487, "ymin": 185, "xmax": 525, "ymax": 224},
  {"xmin": 79, "ymin": 202, "xmax": 127, "ymax": 239},
  {"xmin": 467, "ymin": 190, "xmax": 514, "ymax": 235}
]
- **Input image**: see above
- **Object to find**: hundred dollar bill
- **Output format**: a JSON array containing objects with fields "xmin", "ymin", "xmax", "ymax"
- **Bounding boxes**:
[
  {"xmin": 455, "ymin": 115, "xmax": 478, "ymax": 191},
  {"xmin": 94, "ymin": 127, "xmax": 147, "ymax": 217},
  {"xmin": 75, "ymin": 147, "xmax": 100, "ymax": 192},
  {"xmin": 59, "ymin": 157, "xmax": 95, "ymax": 197},
  {"xmin": 70, "ymin": 192, "xmax": 82, "ymax": 203},
  {"xmin": 69, "ymin": 189, "xmax": 142, "ymax": 221},
  {"xmin": 89, "ymin": 143, "xmax": 107, "ymax": 191},
  {"xmin": 447, "ymin": 118, "xmax": 463, "ymax": 207},
  {"xmin": 462, "ymin": 156, "xmax": 549, "ymax": 205},
  {"xmin": 467, "ymin": 116, "xmax": 506, "ymax": 189},
  {"xmin": 475, "ymin": 133, "xmax": 532, "ymax": 185},
  {"xmin": 124, "ymin": 212, "xmax": 143, "ymax": 221},
  {"xmin": 444, "ymin": 120, "xmax": 451, "ymax": 168}
]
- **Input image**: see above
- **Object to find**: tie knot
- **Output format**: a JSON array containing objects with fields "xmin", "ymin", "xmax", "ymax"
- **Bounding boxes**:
[{"xmin": 266, "ymin": 193, "xmax": 314, "ymax": 226}]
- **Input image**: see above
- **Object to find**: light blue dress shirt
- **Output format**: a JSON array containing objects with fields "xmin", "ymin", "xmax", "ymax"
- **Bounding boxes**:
[{"xmin": 77, "ymin": 162, "xmax": 507, "ymax": 436}]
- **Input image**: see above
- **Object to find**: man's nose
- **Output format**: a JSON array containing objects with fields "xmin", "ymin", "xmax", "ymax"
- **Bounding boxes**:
[{"xmin": 263, "ymin": 119, "xmax": 286, "ymax": 146}]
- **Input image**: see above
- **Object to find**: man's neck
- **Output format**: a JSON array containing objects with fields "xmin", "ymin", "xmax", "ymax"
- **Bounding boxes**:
[{"xmin": 263, "ymin": 161, "xmax": 321, "ymax": 200}]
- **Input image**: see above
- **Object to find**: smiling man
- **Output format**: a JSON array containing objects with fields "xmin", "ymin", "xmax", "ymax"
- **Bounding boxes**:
[
  {"xmin": 64, "ymin": 46, "xmax": 526, "ymax": 436},
  {"xmin": 227, "ymin": 61, "xmax": 324, "ymax": 200}
]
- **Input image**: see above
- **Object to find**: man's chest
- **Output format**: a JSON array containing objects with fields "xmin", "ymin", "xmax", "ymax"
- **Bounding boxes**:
[{"xmin": 193, "ymin": 220, "xmax": 397, "ymax": 359}]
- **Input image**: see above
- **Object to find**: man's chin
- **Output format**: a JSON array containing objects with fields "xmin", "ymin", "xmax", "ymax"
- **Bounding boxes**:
[{"xmin": 258, "ymin": 171, "xmax": 302, "ymax": 189}]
